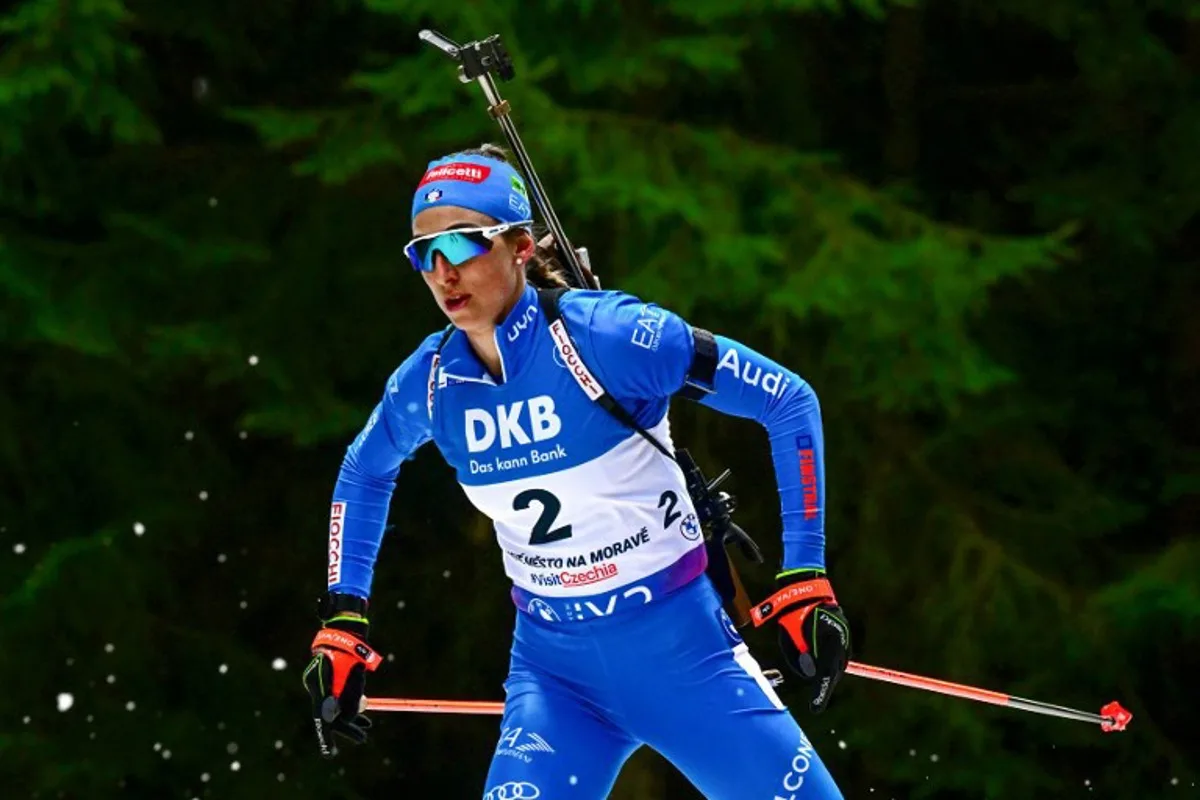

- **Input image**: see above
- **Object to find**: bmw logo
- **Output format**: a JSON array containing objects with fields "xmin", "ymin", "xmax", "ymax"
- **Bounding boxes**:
[
  {"xmin": 719, "ymin": 609, "xmax": 743, "ymax": 644},
  {"xmin": 680, "ymin": 513, "xmax": 701, "ymax": 541},
  {"xmin": 527, "ymin": 599, "xmax": 560, "ymax": 622}
]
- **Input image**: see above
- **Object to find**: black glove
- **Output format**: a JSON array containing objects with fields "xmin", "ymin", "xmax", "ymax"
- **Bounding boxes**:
[
  {"xmin": 302, "ymin": 612, "xmax": 381, "ymax": 757},
  {"xmin": 750, "ymin": 569, "xmax": 851, "ymax": 714}
]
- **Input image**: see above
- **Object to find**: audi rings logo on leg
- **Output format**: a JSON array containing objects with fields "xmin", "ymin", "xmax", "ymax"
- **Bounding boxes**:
[{"xmin": 483, "ymin": 781, "xmax": 541, "ymax": 800}]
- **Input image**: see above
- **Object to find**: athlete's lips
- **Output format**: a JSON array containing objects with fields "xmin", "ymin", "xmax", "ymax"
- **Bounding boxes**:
[{"xmin": 444, "ymin": 294, "xmax": 471, "ymax": 312}]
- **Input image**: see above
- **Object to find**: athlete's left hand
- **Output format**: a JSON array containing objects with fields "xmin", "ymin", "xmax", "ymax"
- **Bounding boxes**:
[{"xmin": 750, "ymin": 569, "xmax": 851, "ymax": 713}]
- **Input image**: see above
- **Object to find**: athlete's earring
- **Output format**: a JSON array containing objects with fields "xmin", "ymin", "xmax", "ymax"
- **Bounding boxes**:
[{"xmin": 515, "ymin": 258, "xmax": 524, "ymax": 266}]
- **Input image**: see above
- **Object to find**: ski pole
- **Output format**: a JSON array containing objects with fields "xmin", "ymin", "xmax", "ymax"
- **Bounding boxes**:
[
  {"xmin": 364, "ymin": 660, "xmax": 1132, "ymax": 732},
  {"xmin": 364, "ymin": 698, "xmax": 504, "ymax": 716},
  {"xmin": 843, "ymin": 662, "xmax": 1131, "ymax": 732}
]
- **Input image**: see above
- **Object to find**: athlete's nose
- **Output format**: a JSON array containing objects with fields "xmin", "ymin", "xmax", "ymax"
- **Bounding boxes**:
[{"xmin": 430, "ymin": 251, "xmax": 459, "ymax": 285}]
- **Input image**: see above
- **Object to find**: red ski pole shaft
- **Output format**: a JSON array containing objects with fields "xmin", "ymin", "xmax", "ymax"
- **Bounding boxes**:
[
  {"xmin": 365, "ymin": 697, "xmax": 504, "ymax": 715},
  {"xmin": 845, "ymin": 662, "xmax": 1131, "ymax": 731},
  {"xmin": 365, "ymin": 661, "xmax": 1131, "ymax": 731}
]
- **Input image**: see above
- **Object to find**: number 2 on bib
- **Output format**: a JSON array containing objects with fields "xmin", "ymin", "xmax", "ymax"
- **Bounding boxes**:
[{"xmin": 513, "ymin": 488, "xmax": 573, "ymax": 545}]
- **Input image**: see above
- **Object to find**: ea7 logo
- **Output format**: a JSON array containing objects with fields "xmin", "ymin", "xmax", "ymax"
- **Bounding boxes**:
[
  {"xmin": 465, "ymin": 396, "xmax": 561, "ymax": 453},
  {"xmin": 496, "ymin": 726, "xmax": 556, "ymax": 764}
]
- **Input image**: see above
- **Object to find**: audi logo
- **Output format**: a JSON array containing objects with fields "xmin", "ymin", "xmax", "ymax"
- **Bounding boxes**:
[{"xmin": 484, "ymin": 781, "xmax": 541, "ymax": 800}]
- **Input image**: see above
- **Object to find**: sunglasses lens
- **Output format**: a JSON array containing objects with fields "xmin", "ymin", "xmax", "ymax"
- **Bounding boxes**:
[{"xmin": 407, "ymin": 231, "xmax": 494, "ymax": 272}]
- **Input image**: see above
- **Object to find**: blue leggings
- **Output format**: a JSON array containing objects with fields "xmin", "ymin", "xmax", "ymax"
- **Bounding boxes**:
[{"xmin": 482, "ymin": 576, "xmax": 842, "ymax": 799}]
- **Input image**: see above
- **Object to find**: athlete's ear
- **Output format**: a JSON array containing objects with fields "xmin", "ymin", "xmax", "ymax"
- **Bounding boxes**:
[{"xmin": 511, "ymin": 229, "xmax": 536, "ymax": 264}]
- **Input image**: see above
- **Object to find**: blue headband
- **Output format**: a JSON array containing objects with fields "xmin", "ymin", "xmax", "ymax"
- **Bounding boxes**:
[{"xmin": 411, "ymin": 153, "xmax": 533, "ymax": 225}]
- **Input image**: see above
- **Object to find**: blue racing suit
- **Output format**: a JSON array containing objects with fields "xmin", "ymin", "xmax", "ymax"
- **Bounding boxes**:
[{"xmin": 326, "ymin": 285, "xmax": 842, "ymax": 799}]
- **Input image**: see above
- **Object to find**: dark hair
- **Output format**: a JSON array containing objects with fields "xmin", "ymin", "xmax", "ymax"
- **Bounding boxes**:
[{"xmin": 453, "ymin": 143, "xmax": 571, "ymax": 289}]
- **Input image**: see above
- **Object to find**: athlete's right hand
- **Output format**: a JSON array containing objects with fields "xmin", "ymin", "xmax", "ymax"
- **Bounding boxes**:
[{"xmin": 302, "ymin": 614, "xmax": 382, "ymax": 758}]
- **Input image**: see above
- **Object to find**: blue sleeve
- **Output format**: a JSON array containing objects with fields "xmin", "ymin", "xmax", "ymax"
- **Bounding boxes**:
[
  {"xmin": 327, "ymin": 334, "xmax": 439, "ymax": 599},
  {"xmin": 698, "ymin": 335, "xmax": 827, "ymax": 572},
  {"xmin": 569, "ymin": 291, "xmax": 827, "ymax": 572}
]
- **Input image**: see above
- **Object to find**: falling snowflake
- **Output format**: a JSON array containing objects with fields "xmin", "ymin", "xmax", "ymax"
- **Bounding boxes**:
[
  {"xmin": 208, "ymin": 197, "xmax": 218, "ymax": 207},
  {"xmin": 125, "ymin": 701, "xmax": 136, "ymax": 711},
  {"xmin": 13, "ymin": 543, "xmax": 26, "ymax": 554},
  {"xmin": 56, "ymin": 693, "xmax": 74, "ymax": 712},
  {"xmin": 274, "ymin": 740, "xmax": 284, "ymax": 750},
  {"xmin": 217, "ymin": 553, "xmax": 227, "ymax": 563},
  {"xmin": 248, "ymin": 355, "xmax": 259, "ymax": 366},
  {"xmin": 218, "ymin": 664, "xmax": 228, "ymax": 675},
  {"xmin": 230, "ymin": 761, "xmax": 241, "ymax": 772},
  {"xmin": 185, "ymin": 431, "xmax": 194, "ymax": 441},
  {"xmin": 397, "ymin": 600, "xmax": 406, "ymax": 610},
  {"xmin": 442, "ymin": 569, "xmax": 451, "ymax": 578},
  {"xmin": 227, "ymin": 743, "xmax": 238, "ymax": 755},
  {"xmin": 238, "ymin": 431, "xmax": 248, "ymax": 440},
  {"xmin": 200, "ymin": 773, "xmax": 210, "ymax": 783},
  {"xmin": 930, "ymin": 754, "xmax": 939, "ymax": 763},
  {"xmin": 199, "ymin": 491, "xmax": 209, "ymax": 501},
  {"xmin": 837, "ymin": 740, "xmax": 847, "ymax": 750},
  {"xmin": 271, "ymin": 658, "xmax": 287, "ymax": 671},
  {"xmin": 133, "ymin": 522, "xmax": 145, "ymax": 536},
  {"xmin": 104, "ymin": 643, "xmax": 114, "ymax": 654},
  {"xmin": 106, "ymin": 675, "xmax": 116, "ymax": 684}
]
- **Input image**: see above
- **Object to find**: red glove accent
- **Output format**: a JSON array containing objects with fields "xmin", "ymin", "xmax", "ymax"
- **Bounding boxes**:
[
  {"xmin": 749, "ymin": 577, "xmax": 836, "ymax": 629},
  {"xmin": 311, "ymin": 628, "xmax": 382, "ymax": 697}
]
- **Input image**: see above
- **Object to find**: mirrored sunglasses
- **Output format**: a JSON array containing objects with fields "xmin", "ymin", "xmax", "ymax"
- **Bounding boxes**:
[{"xmin": 403, "ymin": 221, "xmax": 532, "ymax": 273}]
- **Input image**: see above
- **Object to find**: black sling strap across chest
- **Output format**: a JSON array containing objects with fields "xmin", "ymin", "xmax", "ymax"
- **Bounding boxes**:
[{"xmin": 533, "ymin": 287, "xmax": 718, "ymax": 460}]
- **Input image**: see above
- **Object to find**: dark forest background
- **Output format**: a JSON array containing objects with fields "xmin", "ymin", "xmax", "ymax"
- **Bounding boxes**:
[{"xmin": 1, "ymin": 1, "xmax": 1197, "ymax": 797}]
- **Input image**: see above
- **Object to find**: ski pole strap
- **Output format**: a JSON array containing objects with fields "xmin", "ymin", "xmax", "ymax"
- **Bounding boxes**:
[
  {"xmin": 311, "ymin": 629, "xmax": 384, "ymax": 671},
  {"xmin": 749, "ymin": 578, "xmax": 836, "ymax": 627}
]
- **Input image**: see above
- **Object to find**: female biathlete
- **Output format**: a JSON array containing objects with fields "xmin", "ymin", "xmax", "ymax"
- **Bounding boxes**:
[{"xmin": 303, "ymin": 145, "xmax": 850, "ymax": 800}]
